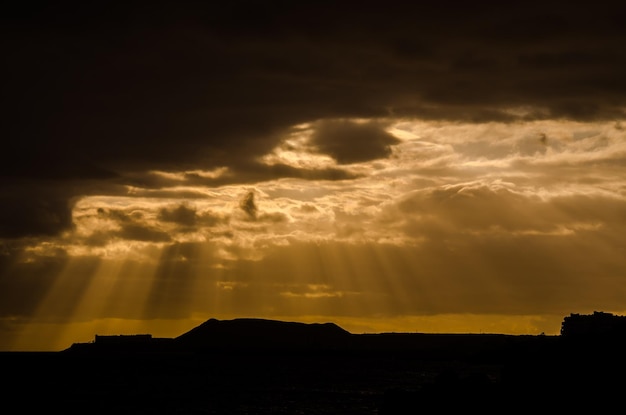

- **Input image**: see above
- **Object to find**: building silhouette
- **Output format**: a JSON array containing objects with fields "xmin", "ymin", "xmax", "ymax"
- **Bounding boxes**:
[{"xmin": 560, "ymin": 311, "xmax": 626, "ymax": 337}]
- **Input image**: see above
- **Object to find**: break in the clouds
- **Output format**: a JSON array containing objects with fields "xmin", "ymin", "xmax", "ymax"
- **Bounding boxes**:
[{"xmin": 2, "ymin": 1, "xmax": 626, "ymax": 350}]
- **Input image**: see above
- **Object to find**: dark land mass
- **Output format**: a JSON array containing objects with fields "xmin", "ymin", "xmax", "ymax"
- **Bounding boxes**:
[{"xmin": 4, "ymin": 313, "xmax": 626, "ymax": 414}]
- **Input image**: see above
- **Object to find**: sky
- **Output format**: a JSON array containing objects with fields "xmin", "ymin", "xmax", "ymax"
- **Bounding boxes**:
[{"xmin": 2, "ymin": 0, "xmax": 626, "ymax": 351}]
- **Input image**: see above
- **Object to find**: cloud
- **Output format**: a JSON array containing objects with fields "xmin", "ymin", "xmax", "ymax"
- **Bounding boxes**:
[
  {"xmin": 393, "ymin": 180, "xmax": 626, "ymax": 240},
  {"xmin": 309, "ymin": 120, "xmax": 401, "ymax": 164},
  {"xmin": 75, "ymin": 207, "xmax": 173, "ymax": 245},
  {"xmin": 239, "ymin": 191, "xmax": 258, "ymax": 220},
  {"xmin": 197, "ymin": 211, "xmax": 230, "ymax": 227},
  {"xmin": 396, "ymin": 181, "xmax": 546, "ymax": 233},
  {"xmin": 158, "ymin": 204, "xmax": 198, "ymax": 227},
  {"xmin": 235, "ymin": 190, "xmax": 290, "ymax": 226},
  {"xmin": 115, "ymin": 223, "xmax": 172, "ymax": 243},
  {"xmin": 0, "ymin": 187, "xmax": 75, "ymax": 238}
]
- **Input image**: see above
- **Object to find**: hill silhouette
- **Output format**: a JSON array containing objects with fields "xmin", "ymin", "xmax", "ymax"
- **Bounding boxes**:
[{"xmin": 175, "ymin": 318, "xmax": 352, "ymax": 352}]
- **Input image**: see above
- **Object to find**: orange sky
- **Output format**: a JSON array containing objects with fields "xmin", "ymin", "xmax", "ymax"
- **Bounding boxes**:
[{"xmin": 2, "ymin": 2, "xmax": 626, "ymax": 350}]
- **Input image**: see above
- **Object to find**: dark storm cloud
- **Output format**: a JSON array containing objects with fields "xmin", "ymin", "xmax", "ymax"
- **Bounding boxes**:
[
  {"xmin": 2, "ymin": 0, "xmax": 626, "ymax": 237},
  {"xmin": 310, "ymin": 120, "xmax": 400, "ymax": 164}
]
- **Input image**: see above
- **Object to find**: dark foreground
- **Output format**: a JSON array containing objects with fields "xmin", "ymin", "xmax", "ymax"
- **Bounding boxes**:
[{"xmin": 4, "ymin": 334, "xmax": 626, "ymax": 414}]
